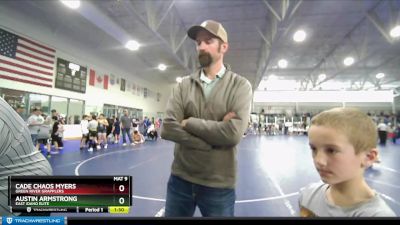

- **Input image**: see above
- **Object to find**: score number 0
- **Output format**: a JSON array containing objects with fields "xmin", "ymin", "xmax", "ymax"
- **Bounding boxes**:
[{"xmin": 118, "ymin": 184, "xmax": 126, "ymax": 205}]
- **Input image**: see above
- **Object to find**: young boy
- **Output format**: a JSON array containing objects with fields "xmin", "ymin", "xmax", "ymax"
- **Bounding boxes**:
[
  {"xmin": 299, "ymin": 107, "xmax": 396, "ymax": 217},
  {"xmin": 37, "ymin": 114, "xmax": 52, "ymax": 157},
  {"xmin": 132, "ymin": 130, "xmax": 145, "ymax": 144},
  {"xmin": 87, "ymin": 115, "xmax": 99, "ymax": 152},
  {"xmin": 80, "ymin": 115, "xmax": 89, "ymax": 150}
]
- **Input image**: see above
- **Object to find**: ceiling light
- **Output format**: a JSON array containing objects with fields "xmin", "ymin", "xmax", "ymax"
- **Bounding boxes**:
[
  {"xmin": 176, "ymin": 77, "xmax": 183, "ymax": 83},
  {"xmin": 60, "ymin": 0, "xmax": 80, "ymax": 9},
  {"xmin": 343, "ymin": 57, "xmax": 354, "ymax": 66},
  {"xmin": 293, "ymin": 30, "xmax": 306, "ymax": 42},
  {"xmin": 318, "ymin": 73, "xmax": 326, "ymax": 80},
  {"xmin": 125, "ymin": 40, "xmax": 140, "ymax": 51},
  {"xmin": 158, "ymin": 64, "xmax": 167, "ymax": 71},
  {"xmin": 278, "ymin": 59, "xmax": 288, "ymax": 68},
  {"xmin": 390, "ymin": 25, "xmax": 400, "ymax": 38},
  {"xmin": 375, "ymin": 73, "xmax": 385, "ymax": 79}
]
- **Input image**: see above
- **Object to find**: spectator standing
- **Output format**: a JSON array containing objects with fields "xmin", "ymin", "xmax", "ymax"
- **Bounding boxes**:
[{"xmin": 120, "ymin": 110, "xmax": 135, "ymax": 146}]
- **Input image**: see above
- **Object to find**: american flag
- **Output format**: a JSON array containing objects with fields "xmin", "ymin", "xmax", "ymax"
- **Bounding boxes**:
[{"xmin": 0, "ymin": 28, "xmax": 55, "ymax": 88}]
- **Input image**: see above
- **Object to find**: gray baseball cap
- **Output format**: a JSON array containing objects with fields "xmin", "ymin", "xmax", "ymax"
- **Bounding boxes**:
[{"xmin": 187, "ymin": 20, "xmax": 228, "ymax": 43}]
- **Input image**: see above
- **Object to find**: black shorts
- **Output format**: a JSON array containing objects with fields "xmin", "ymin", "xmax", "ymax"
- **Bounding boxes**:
[
  {"xmin": 98, "ymin": 127, "xmax": 106, "ymax": 133},
  {"xmin": 89, "ymin": 130, "xmax": 98, "ymax": 137},
  {"xmin": 82, "ymin": 134, "xmax": 89, "ymax": 139},
  {"xmin": 38, "ymin": 138, "xmax": 50, "ymax": 144}
]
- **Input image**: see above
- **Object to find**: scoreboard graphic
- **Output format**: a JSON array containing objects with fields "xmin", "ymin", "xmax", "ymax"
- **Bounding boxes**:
[{"xmin": 8, "ymin": 176, "xmax": 132, "ymax": 214}]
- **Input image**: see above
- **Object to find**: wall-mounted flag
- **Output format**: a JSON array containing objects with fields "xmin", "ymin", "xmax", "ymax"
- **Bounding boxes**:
[{"xmin": 89, "ymin": 69, "xmax": 108, "ymax": 90}]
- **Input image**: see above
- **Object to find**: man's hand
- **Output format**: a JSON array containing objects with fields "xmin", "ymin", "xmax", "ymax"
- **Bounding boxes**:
[
  {"xmin": 181, "ymin": 119, "xmax": 189, "ymax": 127},
  {"xmin": 181, "ymin": 112, "xmax": 236, "ymax": 128},
  {"xmin": 223, "ymin": 112, "xmax": 237, "ymax": 122}
]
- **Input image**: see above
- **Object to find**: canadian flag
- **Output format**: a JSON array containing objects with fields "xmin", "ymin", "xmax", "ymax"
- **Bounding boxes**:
[{"xmin": 89, "ymin": 69, "xmax": 108, "ymax": 90}]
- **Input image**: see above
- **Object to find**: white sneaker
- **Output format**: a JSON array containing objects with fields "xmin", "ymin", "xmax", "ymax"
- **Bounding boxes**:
[
  {"xmin": 96, "ymin": 145, "xmax": 101, "ymax": 150},
  {"xmin": 104, "ymin": 144, "xmax": 108, "ymax": 149},
  {"xmin": 130, "ymin": 143, "xmax": 136, "ymax": 146},
  {"xmin": 122, "ymin": 143, "xmax": 127, "ymax": 146},
  {"xmin": 114, "ymin": 141, "xmax": 118, "ymax": 144},
  {"xmin": 88, "ymin": 148, "xmax": 93, "ymax": 152}
]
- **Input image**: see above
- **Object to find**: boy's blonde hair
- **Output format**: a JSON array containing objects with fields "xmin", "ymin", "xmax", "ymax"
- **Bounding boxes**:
[{"xmin": 310, "ymin": 107, "xmax": 377, "ymax": 154}]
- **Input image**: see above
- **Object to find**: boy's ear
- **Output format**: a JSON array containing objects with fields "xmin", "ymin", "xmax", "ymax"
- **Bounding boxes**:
[{"xmin": 362, "ymin": 148, "xmax": 378, "ymax": 168}]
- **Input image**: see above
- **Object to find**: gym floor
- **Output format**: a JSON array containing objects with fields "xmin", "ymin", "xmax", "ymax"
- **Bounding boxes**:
[{"xmin": 48, "ymin": 135, "xmax": 400, "ymax": 217}]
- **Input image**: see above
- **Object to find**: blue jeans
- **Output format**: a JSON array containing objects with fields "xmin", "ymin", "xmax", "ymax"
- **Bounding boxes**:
[
  {"xmin": 121, "ymin": 128, "xmax": 133, "ymax": 143},
  {"xmin": 31, "ymin": 134, "xmax": 38, "ymax": 146},
  {"xmin": 165, "ymin": 175, "xmax": 235, "ymax": 217}
]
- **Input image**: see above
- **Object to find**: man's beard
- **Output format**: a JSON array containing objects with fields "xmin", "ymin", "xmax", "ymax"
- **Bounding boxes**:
[{"xmin": 198, "ymin": 52, "xmax": 213, "ymax": 68}]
